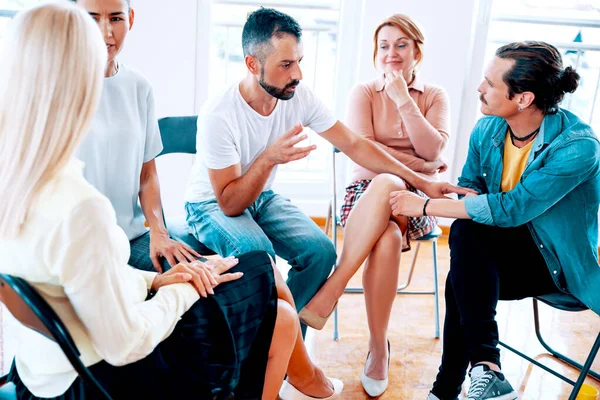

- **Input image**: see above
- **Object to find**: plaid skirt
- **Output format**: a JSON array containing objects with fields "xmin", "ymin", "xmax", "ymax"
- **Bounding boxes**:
[{"xmin": 340, "ymin": 179, "xmax": 437, "ymax": 252}]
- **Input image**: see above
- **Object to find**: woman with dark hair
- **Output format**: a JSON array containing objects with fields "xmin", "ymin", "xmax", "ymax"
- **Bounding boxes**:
[{"xmin": 388, "ymin": 41, "xmax": 599, "ymax": 400}]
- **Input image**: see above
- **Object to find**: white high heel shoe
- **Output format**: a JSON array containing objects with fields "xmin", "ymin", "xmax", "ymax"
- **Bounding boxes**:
[
  {"xmin": 279, "ymin": 377, "xmax": 343, "ymax": 400},
  {"xmin": 361, "ymin": 340, "xmax": 390, "ymax": 397}
]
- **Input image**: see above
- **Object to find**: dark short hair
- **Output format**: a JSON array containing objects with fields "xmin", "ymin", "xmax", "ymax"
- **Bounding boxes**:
[
  {"xmin": 242, "ymin": 8, "xmax": 302, "ymax": 62},
  {"xmin": 496, "ymin": 41, "xmax": 579, "ymax": 115}
]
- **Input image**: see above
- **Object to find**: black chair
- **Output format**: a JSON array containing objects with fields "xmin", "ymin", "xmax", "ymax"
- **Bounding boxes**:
[
  {"xmin": 0, "ymin": 274, "xmax": 112, "ymax": 400},
  {"xmin": 157, "ymin": 116, "xmax": 215, "ymax": 256},
  {"xmin": 499, "ymin": 292, "xmax": 600, "ymax": 400}
]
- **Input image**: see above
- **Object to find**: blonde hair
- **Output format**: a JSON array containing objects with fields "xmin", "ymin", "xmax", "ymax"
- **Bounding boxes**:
[
  {"xmin": 373, "ymin": 14, "xmax": 425, "ymax": 71},
  {"xmin": 0, "ymin": 1, "xmax": 107, "ymax": 238}
]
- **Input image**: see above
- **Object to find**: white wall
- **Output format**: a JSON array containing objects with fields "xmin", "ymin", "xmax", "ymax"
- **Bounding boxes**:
[
  {"xmin": 335, "ymin": 0, "xmax": 481, "ymax": 182},
  {"xmin": 119, "ymin": 0, "xmax": 200, "ymax": 218},
  {"xmin": 331, "ymin": 0, "xmax": 484, "ymax": 225},
  {"xmin": 119, "ymin": 0, "xmax": 484, "ymax": 219}
]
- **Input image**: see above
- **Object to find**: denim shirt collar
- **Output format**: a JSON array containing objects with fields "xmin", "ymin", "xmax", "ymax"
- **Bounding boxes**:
[{"xmin": 491, "ymin": 113, "xmax": 557, "ymax": 155}]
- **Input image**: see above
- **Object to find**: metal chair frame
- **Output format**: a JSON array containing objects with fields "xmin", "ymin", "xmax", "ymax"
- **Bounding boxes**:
[
  {"xmin": 498, "ymin": 295, "xmax": 600, "ymax": 400},
  {"xmin": 326, "ymin": 147, "xmax": 441, "ymax": 341},
  {"xmin": 0, "ymin": 274, "xmax": 112, "ymax": 399}
]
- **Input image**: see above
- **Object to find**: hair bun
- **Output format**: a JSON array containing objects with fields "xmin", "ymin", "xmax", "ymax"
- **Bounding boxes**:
[{"xmin": 560, "ymin": 66, "xmax": 580, "ymax": 93}]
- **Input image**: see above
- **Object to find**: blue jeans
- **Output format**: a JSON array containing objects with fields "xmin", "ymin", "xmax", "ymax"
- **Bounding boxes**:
[{"xmin": 185, "ymin": 191, "xmax": 336, "ymax": 317}]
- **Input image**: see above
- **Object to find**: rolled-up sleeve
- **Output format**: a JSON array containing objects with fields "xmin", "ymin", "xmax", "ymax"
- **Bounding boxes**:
[{"xmin": 464, "ymin": 195, "xmax": 494, "ymax": 225}]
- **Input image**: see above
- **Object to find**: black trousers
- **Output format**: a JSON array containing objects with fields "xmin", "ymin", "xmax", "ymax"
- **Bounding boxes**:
[
  {"xmin": 10, "ymin": 251, "xmax": 277, "ymax": 400},
  {"xmin": 431, "ymin": 219, "xmax": 558, "ymax": 400}
]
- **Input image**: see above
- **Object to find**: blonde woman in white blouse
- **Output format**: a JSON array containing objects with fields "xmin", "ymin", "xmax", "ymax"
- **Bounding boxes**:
[{"xmin": 0, "ymin": 3, "xmax": 341, "ymax": 400}]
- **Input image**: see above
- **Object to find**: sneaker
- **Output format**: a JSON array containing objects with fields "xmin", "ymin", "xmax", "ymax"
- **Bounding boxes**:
[
  {"xmin": 426, "ymin": 392, "xmax": 468, "ymax": 400},
  {"xmin": 466, "ymin": 364, "xmax": 517, "ymax": 400}
]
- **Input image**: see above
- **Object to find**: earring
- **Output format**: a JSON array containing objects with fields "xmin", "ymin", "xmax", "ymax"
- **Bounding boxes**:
[{"xmin": 518, "ymin": 106, "xmax": 523, "ymax": 112}]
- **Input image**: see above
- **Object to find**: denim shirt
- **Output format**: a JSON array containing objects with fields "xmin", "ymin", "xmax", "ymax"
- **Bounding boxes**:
[{"xmin": 459, "ymin": 109, "xmax": 600, "ymax": 314}]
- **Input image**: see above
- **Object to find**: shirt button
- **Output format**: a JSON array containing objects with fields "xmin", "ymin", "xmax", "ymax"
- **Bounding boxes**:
[
  {"xmin": 553, "ymin": 270, "xmax": 558, "ymax": 274},
  {"xmin": 540, "ymin": 244, "xmax": 544, "ymax": 249},
  {"xmin": 483, "ymin": 173, "xmax": 487, "ymax": 177}
]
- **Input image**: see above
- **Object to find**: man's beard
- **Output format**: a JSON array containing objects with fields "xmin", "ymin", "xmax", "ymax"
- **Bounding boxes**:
[{"xmin": 259, "ymin": 69, "xmax": 300, "ymax": 100}]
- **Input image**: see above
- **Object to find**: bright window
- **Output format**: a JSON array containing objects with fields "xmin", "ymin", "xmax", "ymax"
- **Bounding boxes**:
[
  {"xmin": 484, "ymin": 0, "xmax": 600, "ymax": 133},
  {"xmin": 0, "ymin": 1, "xmax": 44, "ymax": 42},
  {"xmin": 208, "ymin": 0, "xmax": 342, "ymax": 182}
]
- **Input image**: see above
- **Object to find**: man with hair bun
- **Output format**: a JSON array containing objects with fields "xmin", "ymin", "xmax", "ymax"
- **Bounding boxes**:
[{"xmin": 388, "ymin": 41, "xmax": 600, "ymax": 400}]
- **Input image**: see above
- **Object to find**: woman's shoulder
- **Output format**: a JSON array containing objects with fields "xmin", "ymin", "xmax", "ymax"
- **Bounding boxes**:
[
  {"xmin": 353, "ymin": 79, "xmax": 382, "ymax": 94},
  {"xmin": 348, "ymin": 79, "xmax": 382, "ymax": 103},
  {"xmin": 421, "ymin": 82, "xmax": 449, "ymax": 99},
  {"xmin": 34, "ymin": 162, "xmax": 114, "ymax": 223},
  {"xmin": 113, "ymin": 64, "xmax": 154, "ymax": 94}
]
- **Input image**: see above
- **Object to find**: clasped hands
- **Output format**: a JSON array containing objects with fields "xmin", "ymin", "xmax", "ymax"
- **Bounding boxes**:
[{"xmin": 151, "ymin": 256, "xmax": 242, "ymax": 298}]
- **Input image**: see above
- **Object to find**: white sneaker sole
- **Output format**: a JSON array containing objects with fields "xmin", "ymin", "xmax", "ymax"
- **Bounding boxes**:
[{"xmin": 469, "ymin": 391, "xmax": 517, "ymax": 400}]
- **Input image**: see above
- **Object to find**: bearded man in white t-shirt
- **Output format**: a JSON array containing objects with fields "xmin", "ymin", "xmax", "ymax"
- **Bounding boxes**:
[{"xmin": 185, "ymin": 8, "xmax": 471, "ymax": 333}]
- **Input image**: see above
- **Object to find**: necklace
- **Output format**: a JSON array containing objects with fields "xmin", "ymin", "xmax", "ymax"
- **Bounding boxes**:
[{"xmin": 508, "ymin": 125, "xmax": 540, "ymax": 142}]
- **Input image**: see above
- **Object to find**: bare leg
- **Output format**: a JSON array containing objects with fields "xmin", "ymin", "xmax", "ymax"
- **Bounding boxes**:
[
  {"xmin": 363, "ymin": 221, "xmax": 403, "ymax": 380},
  {"xmin": 303, "ymin": 174, "xmax": 408, "ymax": 318},
  {"xmin": 263, "ymin": 259, "xmax": 335, "ymax": 399},
  {"xmin": 262, "ymin": 299, "xmax": 299, "ymax": 399}
]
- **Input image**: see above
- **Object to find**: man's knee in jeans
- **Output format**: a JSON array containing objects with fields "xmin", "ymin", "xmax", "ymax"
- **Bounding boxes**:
[{"xmin": 232, "ymin": 234, "xmax": 276, "ymax": 259}]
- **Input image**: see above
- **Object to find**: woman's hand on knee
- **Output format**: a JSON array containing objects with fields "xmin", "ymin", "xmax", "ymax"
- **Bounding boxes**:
[
  {"xmin": 200, "ymin": 256, "xmax": 243, "ymax": 285},
  {"xmin": 150, "ymin": 257, "xmax": 242, "ymax": 297}
]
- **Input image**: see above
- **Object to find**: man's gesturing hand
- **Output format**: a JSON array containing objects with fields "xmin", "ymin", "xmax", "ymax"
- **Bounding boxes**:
[{"xmin": 263, "ymin": 123, "xmax": 316, "ymax": 166}]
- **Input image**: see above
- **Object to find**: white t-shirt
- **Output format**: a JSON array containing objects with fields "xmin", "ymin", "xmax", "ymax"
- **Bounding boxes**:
[
  {"xmin": 185, "ymin": 83, "xmax": 337, "ymax": 203},
  {"xmin": 77, "ymin": 64, "xmax": 163, "ymax": 240}
]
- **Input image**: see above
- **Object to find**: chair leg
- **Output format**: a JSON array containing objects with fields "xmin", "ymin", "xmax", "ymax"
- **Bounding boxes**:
[
  {"xmin": 534, "ymin": 299, "xmax": 600, "ymax": 381},
  {"xmin": 432, "ymin": 240, "xmax": 440, "ymax": 339},
  {"xmin": 397, "ymin": 242, "xmax": 421, "ymax": 291},
  {"xmin": 333, "ymin": 307, "xmax": 339, "ymax": 341},
  {"xmin": 324, "ymin": 201, "xmax": 332, "ymax": 237},
  {"xmin": 568, "ymin": 332, "xmax": 600, "ymax": 400}
]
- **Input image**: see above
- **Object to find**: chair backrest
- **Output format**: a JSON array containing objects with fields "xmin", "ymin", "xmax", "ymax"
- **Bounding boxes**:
[
  {"xmin": 0, "ymin": 274, "xmax": 112, "ymax": 399},
  {"xmin": 157, "ymin": 116, "xmax": 198, "ymax": 156}
]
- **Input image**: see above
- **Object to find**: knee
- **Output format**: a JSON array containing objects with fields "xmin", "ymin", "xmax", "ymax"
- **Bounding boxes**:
[
  {"xmin": 370, "ymin": 173, "xmax": 407, "ymax": 193},
  {"xmin": 234, "ymin": 235, "xmax": 275, "ymax": 258},
  {"xmin": 448, "ymin": 219, "xmax": 480, "ymax": 250},
  {"xmin": 375, "ymin": 221, "xmax": 403, "ymax": 251},
  {"xmin": 275, "ymin": 299, "xmax": 300, "ymax": 335}
]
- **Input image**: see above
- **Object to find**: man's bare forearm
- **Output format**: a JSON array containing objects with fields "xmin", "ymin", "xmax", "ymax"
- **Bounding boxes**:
[{"xmin": 216, "ymin": 155, "xmax": 275, "ymax": 216}]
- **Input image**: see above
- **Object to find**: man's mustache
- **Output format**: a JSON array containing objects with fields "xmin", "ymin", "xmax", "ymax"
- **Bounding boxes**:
[{"xmin": 285, "ymin": 80, "xmax": 300, "ymax": 89}]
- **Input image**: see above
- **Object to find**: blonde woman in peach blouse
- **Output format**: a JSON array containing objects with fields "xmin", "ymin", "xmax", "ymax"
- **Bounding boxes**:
[{"xmin": 299, "ymin": 14, "xmax": 450, "ymax": 397}]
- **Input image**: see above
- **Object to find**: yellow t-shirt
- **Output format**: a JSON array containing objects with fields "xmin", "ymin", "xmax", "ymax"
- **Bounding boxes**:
[{"xmin": 501, "ymin": 131, "xmax": 536, "ymax": 191}]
